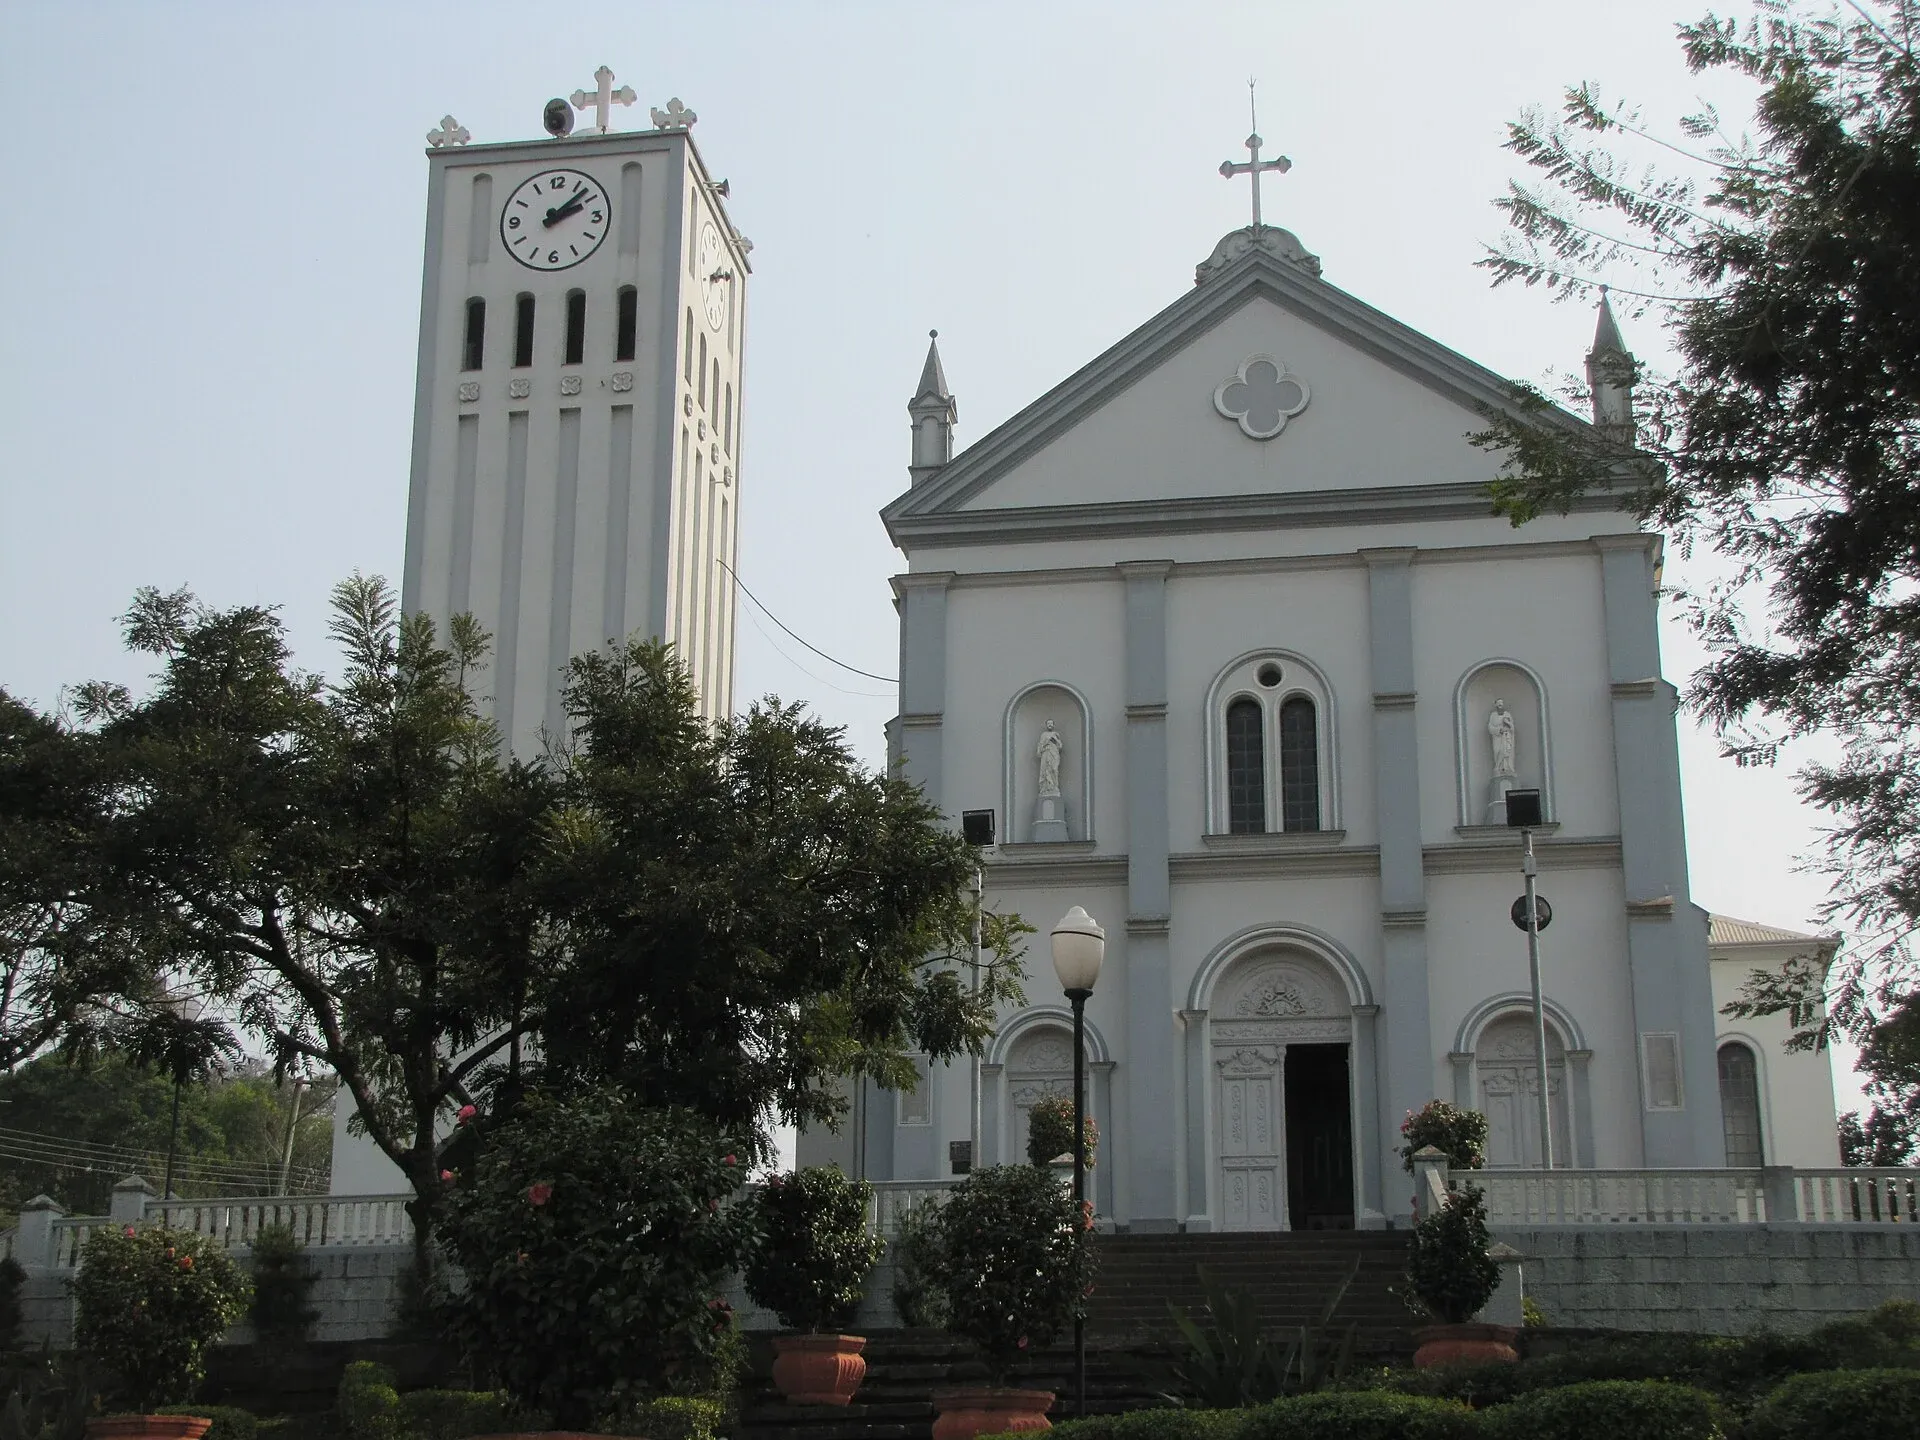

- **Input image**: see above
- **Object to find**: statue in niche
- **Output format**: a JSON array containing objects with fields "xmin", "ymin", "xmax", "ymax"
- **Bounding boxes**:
[
  {"xmin": 1031, "ymin": 717, "xmax": 1070, "ymax": 843},
  {"xmin": 1488, "ymin": 699, "xmax": 1517, "ymax": 778},
  {"xmin": 1036, "ymin": 720, "xmax": 1065, "ymax": 797}
]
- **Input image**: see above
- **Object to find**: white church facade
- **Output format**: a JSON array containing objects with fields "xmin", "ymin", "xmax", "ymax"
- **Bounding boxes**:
[{"xmin": 799, "ymin": 215, "xmax": 1840, "ymax": 1231}]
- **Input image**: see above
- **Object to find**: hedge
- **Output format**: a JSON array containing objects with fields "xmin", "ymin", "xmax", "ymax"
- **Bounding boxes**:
[
  {"xmin": 1028, "ymin": 1408, "xmax": 1244, "ymax": 1440},
  {"xmin": 1743, "ymin": 1368, "xmax": 1920, "ymax": 1439},
  {"xmin": 1478, "ymin": 1380, "xmax": 1722, "ymax": 1439},
  {"xmin": 1238, "ymin": 1392, "xmax": 1478, "ymax": 1440}
]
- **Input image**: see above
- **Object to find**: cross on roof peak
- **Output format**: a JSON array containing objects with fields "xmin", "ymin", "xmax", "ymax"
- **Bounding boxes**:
[
  {"xmin": 571, "ymin": 65, "xmax": 636, "ymax": 134},
  {"xmin": 1218, "ymin": 80, "xmax": 1292, "ymax": 230}
]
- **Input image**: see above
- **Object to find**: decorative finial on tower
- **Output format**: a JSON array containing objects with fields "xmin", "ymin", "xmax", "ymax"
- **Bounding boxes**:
[
  {"xmin": 909, "ymin": 330, "xmax": 958, "ymax": 487},
  {"xmin": 571, "ymin": 66, "xmax": 637, "ymax": 134},
  {"xmin": 427, "ymin": 116, "xmax": 470, "ymax": 148},
  {"xmin": 650, "ymin": 97, "xmax": 698, "ymax": 131},
  {"xmin": 1586, "ymin": 285, "xmax": 1638, "ymax": 442},
  {"xmin": 1218, "ymin": 79, "xmax": 1292, "ymax": 230}
]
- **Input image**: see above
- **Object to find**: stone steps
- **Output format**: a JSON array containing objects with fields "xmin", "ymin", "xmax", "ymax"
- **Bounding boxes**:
[{"xmin": 738, "ymin": 1232, "xmax": 1419, "ymax": 1440}]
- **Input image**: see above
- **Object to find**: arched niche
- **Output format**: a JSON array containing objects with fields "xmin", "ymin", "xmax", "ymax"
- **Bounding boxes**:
[
  {"xmin": 1003, "ymin": 682, "xmax": 1092, "ymax": 844},
  {"xmin": 980, "ymin": 1006, "xmax": 1114, "ymax": 1217},
  {"xmin": 1454, "ymin": 659, "xmax": 1553, "ymax": 827},
  {"xmin": 1448, "ymin": 993, "xmax": 1594, "ymax": 1168}
]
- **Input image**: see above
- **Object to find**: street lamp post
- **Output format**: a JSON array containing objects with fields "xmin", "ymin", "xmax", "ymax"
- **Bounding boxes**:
[{"xmin": 1050, "ymin": 905, "xmax": 1105, "ymax": 1420}]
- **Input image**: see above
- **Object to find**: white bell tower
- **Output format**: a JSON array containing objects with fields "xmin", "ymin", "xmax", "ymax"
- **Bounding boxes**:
[{"xmin": 399, "ymin": 75, "xmax": 750, "ymax": 755}]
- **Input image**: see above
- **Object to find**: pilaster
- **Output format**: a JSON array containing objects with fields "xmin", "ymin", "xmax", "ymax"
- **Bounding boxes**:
[
  {"xmin": 1595, "ymin": 535, "xmax": 1723, "ymax": 1165},
  {"xmin": 1120, "ymin": 561, "xmax": 1177, "ymax": 1229},
  {"xmin": 893, "ymin": 572, "xmax": 954, "ymax": 814},
  {"xmin": 1363, "ymin": 547, "xmax": 1431, "ymax": 1220}
]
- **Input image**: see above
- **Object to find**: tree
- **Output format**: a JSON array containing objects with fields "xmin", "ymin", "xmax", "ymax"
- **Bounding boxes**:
[
  {"xmin": 0, "ymin": 692, "xmax": 156, "ymax": 1073},
  {"xmin": 527, "ymin": 637, "xmax": 1027, "ymax": 1144},
  {"xmin": 1471, "ymin": 1, "xmax": 1920, "ymax": 1069},
  {"xmin": 66, "ymin": 577, "xmax": 555, "ymax": 1264},
  {"xmin": 34, "ymin": 576, "xmax": 1022, "ymax": 1262},
  {"xmin": 115, "ymin": 1006, "xmax": 242, "ymax": 1199},
  {"xmin": 1839, "ymin": 992, "xmax": 1920, "ymax": 1163}
]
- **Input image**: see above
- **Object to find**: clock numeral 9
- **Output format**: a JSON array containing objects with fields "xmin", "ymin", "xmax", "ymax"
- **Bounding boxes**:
[{"xmin": 508, "ymin": 216, "xmax": 521, "ymax": 230}]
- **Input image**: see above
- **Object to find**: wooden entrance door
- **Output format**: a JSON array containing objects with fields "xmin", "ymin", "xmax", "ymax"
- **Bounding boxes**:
[{"xmin": 1216, "ymin": 1044, "xmax": 1284, "ymax": 1231}]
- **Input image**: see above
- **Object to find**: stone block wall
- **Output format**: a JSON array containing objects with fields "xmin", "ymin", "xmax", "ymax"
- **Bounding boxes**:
[{"xmin": 1500, "ymin": 1224, "xmax": 1920, "ymax": 1333}]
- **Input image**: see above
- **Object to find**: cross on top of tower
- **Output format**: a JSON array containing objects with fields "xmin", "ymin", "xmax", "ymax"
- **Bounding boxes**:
[
  {"xmin": 571, "ymin": 65, "xmax": 637, "ymax": 133},
  {"xmin": 1218, "ymin": 80, "xmax": 1292, "ymax": 230}
]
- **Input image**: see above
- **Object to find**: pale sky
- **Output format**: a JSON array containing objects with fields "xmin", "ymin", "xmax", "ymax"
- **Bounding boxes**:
[{"xmin": 0, "ymin": 1, "xmax": 1863, "ymax": 1113}]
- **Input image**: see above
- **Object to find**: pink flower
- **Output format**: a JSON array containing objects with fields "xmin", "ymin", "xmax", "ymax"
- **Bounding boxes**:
[
  {"xmin": 123, "ymin": 1226, "xmax": 136, "ymax": 1238},
  {"xmin": 723, "ymin": 1154, "xmax": 737, "ymax": 1166},
  {"xmin": 457, "ymin": 1104, "xmax": 477, "ymax": 1125},
  {"xmin": 1017, "ymin": 1337, "xmax": 1029, "ymax": 1350},
  {"xmin": 528, "ymin": 1182, "xmax": 554, "ymax": 1206},
  {"xmin": 441, "ymin": 1169, "xmax": 454, "ymax": 1182},
  {"xmin": 178, "ymin": 1255, "xmax": 193, "ymax": 1270}
]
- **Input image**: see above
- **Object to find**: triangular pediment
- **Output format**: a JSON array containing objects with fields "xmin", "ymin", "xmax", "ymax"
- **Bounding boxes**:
[{"xmin": 884, "ymin": 233, "xmax": 1594, "ymax": 546}]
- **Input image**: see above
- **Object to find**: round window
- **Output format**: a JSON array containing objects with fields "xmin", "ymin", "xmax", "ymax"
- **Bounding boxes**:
[{"xmin": 1256, "ymin": 662, "xmax": 1284, "ymax": 688}]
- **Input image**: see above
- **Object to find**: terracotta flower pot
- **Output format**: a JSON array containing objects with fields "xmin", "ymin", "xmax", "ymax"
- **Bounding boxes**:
[
  {"xmin": 86, "ymin": 1419, "xmax": 212, "ymax": 1440},
  {"xmin": 770, "ymin": 1334, "xmax": 868, "ymax": 1406},
  {"xmin": 931, "ymin": 1387, "xmax": 1055, "ymax": 1440},
  {"xmin": 1412, "ymin": 1321, "xmax": 1521, "ymax": 1368}
]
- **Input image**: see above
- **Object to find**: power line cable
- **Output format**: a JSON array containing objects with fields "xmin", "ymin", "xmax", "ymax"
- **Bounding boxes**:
[{"xmin": 717, "ymin": 559, "xmax": 897, "ymax": 685}]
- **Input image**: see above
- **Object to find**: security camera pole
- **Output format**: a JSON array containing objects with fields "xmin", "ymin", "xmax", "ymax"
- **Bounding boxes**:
[{"xmin": 1506, "ymin": 789, "xmax": 1554, "ymax": 1169}]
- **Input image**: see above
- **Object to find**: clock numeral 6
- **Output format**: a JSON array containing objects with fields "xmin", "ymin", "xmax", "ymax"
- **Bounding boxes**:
[{"xmin": 548, "ymin": 250, "xmax": 560, "ymax": 264}]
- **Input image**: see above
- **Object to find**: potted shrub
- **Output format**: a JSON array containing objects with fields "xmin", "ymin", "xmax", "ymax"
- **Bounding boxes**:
[
  {"xmin": 924, "ymin": 1165, "xmax": 1095, "ymax": 1440},
  {"xmin": 1403, "ymin": 1183, "xmax": 1514, "ymax": 1368},
  {"xmin": 71, "ymin": 1224, "xmax": 251, "ymax": 1440},
  {"xmin": 1399, "ymin": 1100, "xmax": 1488, "ymax": 1174},
  {"xmin": 743, "ymin": 1166, "xmax": 886, "ymax": 1405},
  {"xmin": 1025, "ymin": 1095, "xmax": 1098, "ymax": 1172},
  {"xmin": 438, "ymin": 1088, "xmax": 756, "ymax": 1431}
]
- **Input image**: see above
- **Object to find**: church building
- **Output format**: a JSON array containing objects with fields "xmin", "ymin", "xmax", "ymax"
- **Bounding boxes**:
[{"xmin": 800, "ymin": 166, "xmax": 1839, "ymax": 1229}]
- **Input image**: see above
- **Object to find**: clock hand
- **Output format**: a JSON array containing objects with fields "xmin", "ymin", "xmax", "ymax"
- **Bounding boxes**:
[{"xmin": 543, "ymin": 195, "xmax": 589, "ymax": 229}]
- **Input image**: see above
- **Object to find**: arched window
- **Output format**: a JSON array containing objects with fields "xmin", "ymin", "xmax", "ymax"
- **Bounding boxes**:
[
  {"xmin": 1207, "ymin": 653, "xmax": 1336, "ymax": 836},
  {"xmin": 683, "ymin": 309, "xmax": 694, "ymax": 383},
  {"xmin": 615, "ymin": 286, "xmax": 638, "ymax": 362},
  {"xmin": 461, "ymin": 297, "xmax": 485, "ymax": 371},
  {"xmin": 724, "ymin": 383, "xmax": 734, "ymax": 454},
  {"xmin": 698, "ymin": 335, "xmax": 709, "ymax": 408},
  {"xmin": 1226, "ymin": 699, "xmax": 1266, "ymax": 834},
  {"xmin": 513, "ymin": 294, "xmax": 535, "ymax": 368},
  {"xmin": 711, "ymin": 359, "xmax": 720, "ymax": 417},
  {"xmin": 563, "ymin": 290, "xmax": 586, "ymax": 366},
  {"xmin": 1279, "ymin": 697, "xmax": 1320, "ymax": 832},
  {"xmin": 1718, "ymin": 1042, "xmax": 1764, "ymax": 1167}
]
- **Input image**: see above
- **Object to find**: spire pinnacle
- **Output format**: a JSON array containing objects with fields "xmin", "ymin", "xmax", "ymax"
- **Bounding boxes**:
[
  {"xmin": 1592, "ymin": 285, "xmax": 1627, "ymax": 355},
  {"xmin": 914, "ymin": 328, "xmax": 951, "ymax": 403}
]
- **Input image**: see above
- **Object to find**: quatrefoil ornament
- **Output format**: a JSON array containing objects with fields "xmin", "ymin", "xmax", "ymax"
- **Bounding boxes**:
[{"xmin": 1213, "ymin": 355, "xmax": 1311, "ymax": 440}]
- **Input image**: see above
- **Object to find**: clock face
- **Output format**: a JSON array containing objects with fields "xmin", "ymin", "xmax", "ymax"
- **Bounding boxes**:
[
  {"xmin": 698, "ymin": 222, "xmax": 728, "ymax": 329},
  {"xmin": 500, "ymin": 169, "xmax": 609, "ymax": 271}
]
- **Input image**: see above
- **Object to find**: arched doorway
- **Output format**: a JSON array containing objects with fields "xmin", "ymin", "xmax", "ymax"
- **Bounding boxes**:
[
  {"xmin": 1209, "ymin": 953, "xmax": 1355, "ymax": 1231},
  {"xmin": 1005, "ymin": 1027, "xmax": 1075, "ymax": 1163}
]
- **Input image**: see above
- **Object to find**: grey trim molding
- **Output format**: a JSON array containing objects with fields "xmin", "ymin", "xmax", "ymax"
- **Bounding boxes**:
[
  {"xmin": 1453, "ymin": 657, "xmax": 1557, "ymax": 827},
  {"xmin": 1125, "ymin": 915, "xmax": 1171, "ymax": 936},
  {"xmin": 1611, "ymin": 679, "xmax": 1661, "ymax": 698},
  {"xmin": 1453, "ymin": 823, "xmax": 1560, "ymax": 840},
  {"xmin": 1198, "ymin": 829, "xmax": 1348, "ymax": 851},
  {"xmin": 983, "ymin": 856, "xmax": 1128, "ymax": 889},
  {"xmin": 989, "ymin": 1004, "xmax": 1115, "ymax": 1065},
  {"xmin": 1373, "ymin": 691, "xmax": 1417, "ymax": 710},
  {"xmin": 1628, "ymin": 896, "xmax": 1678, "ymax": 918},
  {"xmin": 1382, "ymin": 909, "xmax": 1428, "ymax": 929},
  {"xmin": 1454, "ymin": 992, "xmax": 1591, "ymax": 1053},
  {"xmin": 1126, "ymin": 703, "xmax": 1169, "ymax": 720},
  {"xmin": 1424, "ymin": 835, "xmax": 1623, "ymax": 874},
  {"xmin": 887, "ymin": 481, "xmax": 1624, "ymax": 550},
  {"xmin": 1171, "ymin": 845, "xmax": 1378, "ymax": 883}
]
